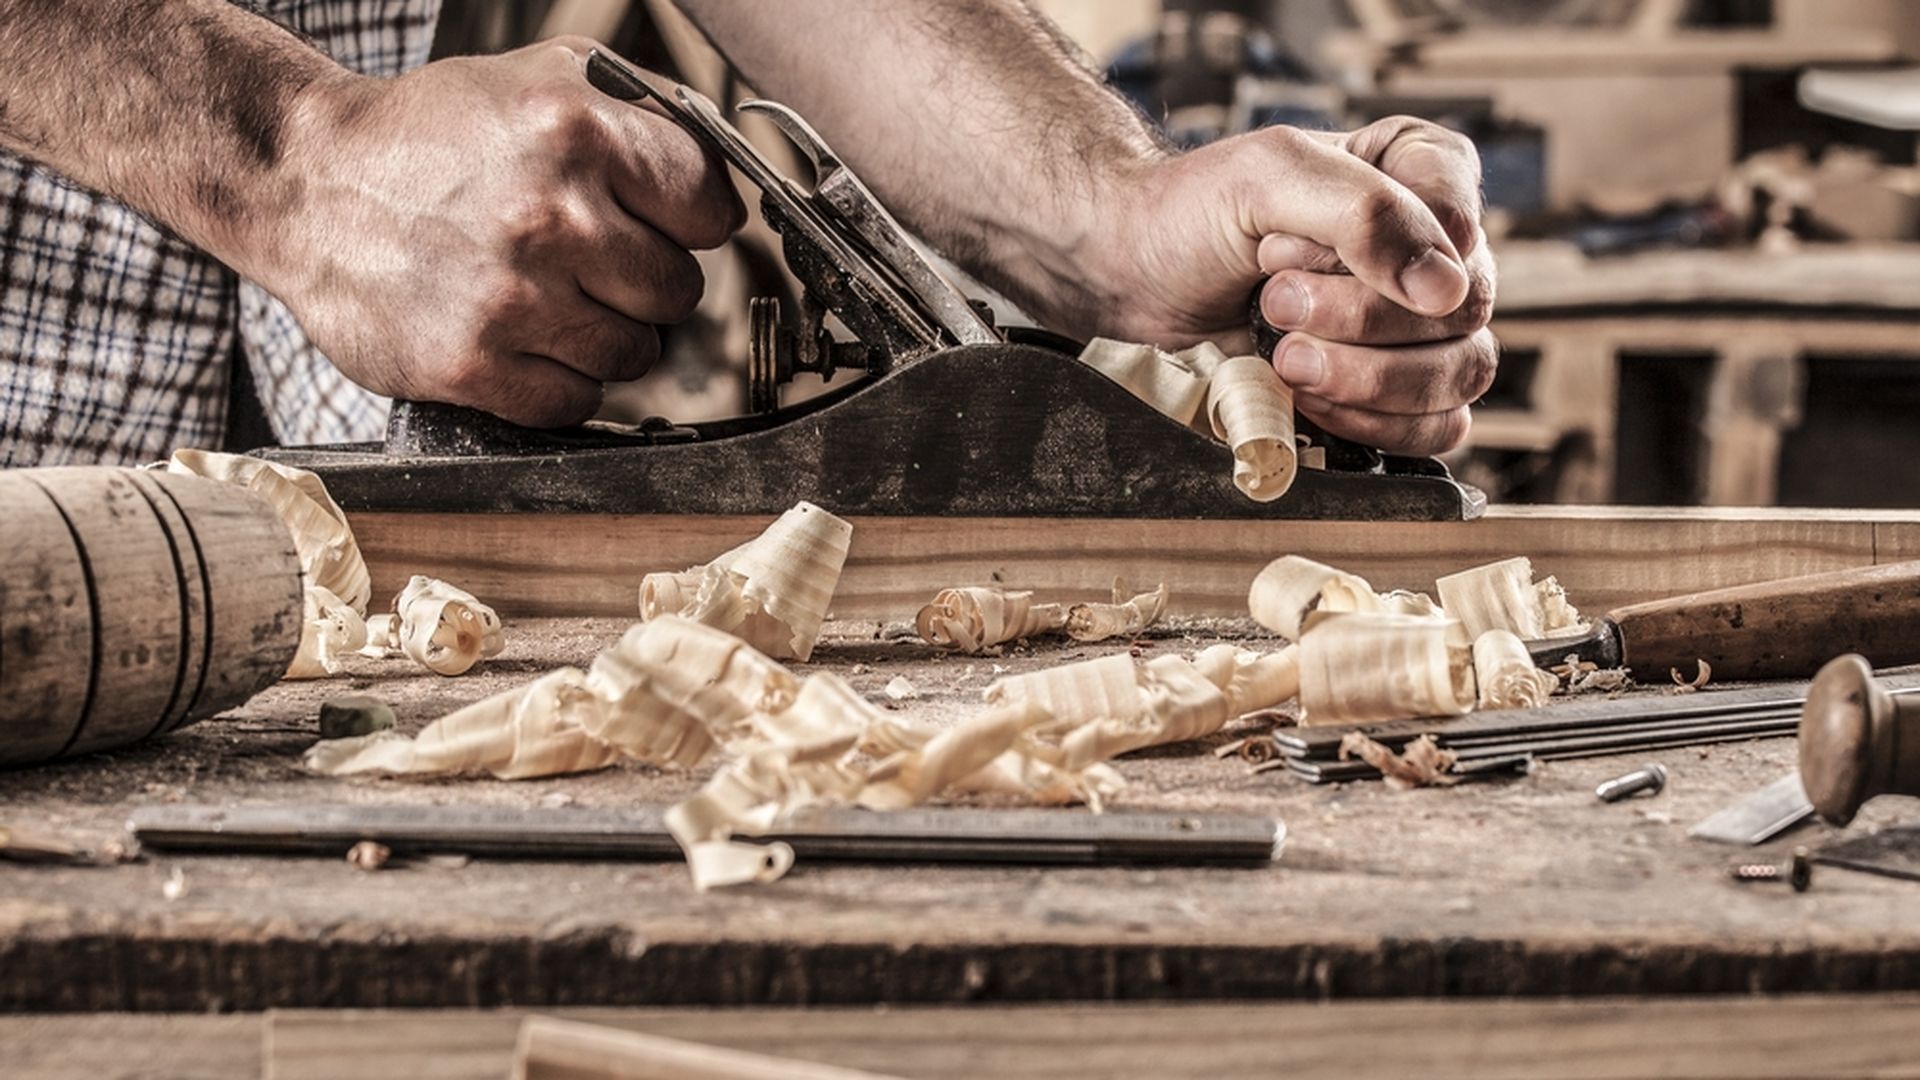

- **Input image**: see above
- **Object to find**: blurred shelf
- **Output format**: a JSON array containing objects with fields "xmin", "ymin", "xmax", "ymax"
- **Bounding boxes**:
[{"xmin": 1495, "ymin": 240, "xmax": 1920, "ymax": 314}]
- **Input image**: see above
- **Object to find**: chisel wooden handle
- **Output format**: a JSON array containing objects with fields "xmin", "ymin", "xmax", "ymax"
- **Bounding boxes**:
[{"xmin": 1610, "ymin": 560, "xmax": 1920, "ymax": 681}]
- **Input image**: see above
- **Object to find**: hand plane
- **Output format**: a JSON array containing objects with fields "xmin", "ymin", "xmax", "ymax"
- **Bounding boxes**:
[{"xmin": 262, "ymin": 49, "xmax": 1483, "ymax": 522}]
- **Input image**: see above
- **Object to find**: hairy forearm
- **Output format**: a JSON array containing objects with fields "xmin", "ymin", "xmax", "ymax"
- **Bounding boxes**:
[
  {"xmin": 675, "ymin": 0, "xmax": 1167, "ymax": 333},
  {"xmin": 0, "ymin": 0, "xmax": 349, "ymax": 277}
]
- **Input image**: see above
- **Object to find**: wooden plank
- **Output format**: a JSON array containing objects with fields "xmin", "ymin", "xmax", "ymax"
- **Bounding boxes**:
[
  {"xmin": 263, "ymin": 998, "xmax": 1920, "ymax": 1080},
  {"xmin": 0, "ymin": 1013, "xmax": 259, "ymax": 1080},
  {"xmin": 350, "ymin": 506, "xmax": 1919, "ymax": 620}
]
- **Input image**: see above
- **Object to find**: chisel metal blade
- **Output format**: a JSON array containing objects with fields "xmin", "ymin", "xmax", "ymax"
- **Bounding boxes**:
[{"xmin": 1688, "ymin": 772, "xmax": 1815, "ymax": 845}]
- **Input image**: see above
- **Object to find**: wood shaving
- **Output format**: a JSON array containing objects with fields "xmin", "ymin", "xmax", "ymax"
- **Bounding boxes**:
[
  {"xmin": 983, "ymin": 651, "xmax": 1238, "ymax": 769},
  {"xmin": 161, "ymin": 867, "xmax": 187, "ymax": 902},
  {"xmin": 393, "ymin": 576, "xmax": 505, "ymax": 676},
  {"xmin": 1075, "ymin": 337, "xmax": 1213, "ymax": 425},
  {"xmin": 1193, "ymin": 642, "xmax": 1302, "ymax": 716},
  {"xmin": 1472, "ymin": 629, "xmax": 1560, "ymax": 710},
  {"xmin": 916, "ymin": 587, "xmax": 1065, "ymax": 652},
  {"xmin": 1067, "ymin": 581, "xmax": 1170, "ymax": 643},
  {"xmin": 1435, "ymin": 557, "xmax": 1586, "ymax": 642},
  {"xmin": 165, "ymin": 449, "xmax": 369, "ymax": 614},
  {"xmin": 1552, "ymin": 654, "xmax": 1634, "ymax": 694},
  {"xmin": 1670, "ymin": 659, "xmax": 1713, "ymax": 694},
  {"xmin": 305, "ymin": 667, "xmax": 623, "ymax": 780},
  {"xmin": 1297, "ymin": 613, "xmax": 1475, "ymax": 725},
  {"xmin": 305, "ymin": 617, "xmax": 1125, "ymax": 891},
  {"xmin": 1078, "ymin": 339, "xmax": 1296, "ymax": 502},
  {"xmin": 639, "ymin": 502, "xmax": 851, "ymax": 662},
  {"xmin": 1381, "ymin": 589, "xmax": 1445, "ymax": 617},
  {"xmin": 1248, "ymin": 556, "xmax": 1386, "ymax": 642},
  {"xmin": 668, "ymin": 692, "xmax": 1122, "ymax": 890},
  {"xmin": 917, "ymin": 580, "xmax": 1168, "ymax": 654},
  {"xmin": 1338, "ymin": 732, "xmax": 1460, "ymax": 790},
  {"xmin": 346, "ymin": 840, "xmax": 391, "ymax": 872},
  {"xmin": 883, "ymin": 676, "xmax": 918, "ymax": 701},
  {"xmin": 286, "ymin": 585, "xmax": 367, "ymax": 679},
  {"xmin": 359, "ymin": 613, "xmax": 400, "ymax": 658},
  {"xmin": 1204, "ymin": 353, "xmax": 1298, "ymax": 502}
]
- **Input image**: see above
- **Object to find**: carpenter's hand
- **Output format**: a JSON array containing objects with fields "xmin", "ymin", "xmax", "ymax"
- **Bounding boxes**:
[
  {"xmin": 1088, "ymin": 116, "xmax": 1495, "ymax": 456},
  {"xmin": 266, "ymin": 38, "xmax": 744, "ymax": 426}
]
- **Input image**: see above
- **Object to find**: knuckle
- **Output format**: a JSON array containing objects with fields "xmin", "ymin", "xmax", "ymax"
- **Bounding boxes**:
[
  {"xmin": 659, "ymin": 255, "xmax": 706, "ymax": 321},
  {"xmin": 1458, "ymin": 331, "xmax": 1500, "ymax": 401},
  {"xmin": 476, "ymin": 275, "xmax": 538, "ymax": 328},
  {"xmin": 524, "ymin": 92, "xmax": 603, "ymax": 159},
  {"xmin": 622, "ymin": 324, "xmax": 662, "ymax": 378},
  {"xmin": 439, "ymin": 349, "xmax": 499, "ymax": 400},
  {"xmin": 1326, "ymin": 343, "xmax": 1387, "ymax": 404},
  {"xmin": 542, "ymin": 35, "xmax": 599, "ymax": 63},
  {"xmin": 1259, "ymin": 124, "xmax": 1319, "ymax": 158},
  {"xmin": 1347, "ymin": 183, "xmax": 1414, "ymax": 248},
  {"xmin": 1456, "ymin": 274, "xmax": 1496, "ymax": 330},
  {"xmin": 1426, "ymin": 408, "xmax": 1472, "ymax": 454}
]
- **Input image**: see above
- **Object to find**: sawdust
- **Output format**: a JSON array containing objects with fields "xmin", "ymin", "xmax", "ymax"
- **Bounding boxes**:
[{"xmin": 1338, "ymin": 733, "xmax": 1460, "ymax": 790}]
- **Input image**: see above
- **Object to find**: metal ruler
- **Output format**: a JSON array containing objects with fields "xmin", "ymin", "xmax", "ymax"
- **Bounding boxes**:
[{"xmin": 129, "ymin": 805, "xmax": 1284, "ymax": 868}]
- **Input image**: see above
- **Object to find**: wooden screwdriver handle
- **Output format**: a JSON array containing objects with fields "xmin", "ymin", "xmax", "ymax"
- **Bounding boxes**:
[{"xmin": 1610, "ymin": 559, "xmax": 1920, "ymax": 681}]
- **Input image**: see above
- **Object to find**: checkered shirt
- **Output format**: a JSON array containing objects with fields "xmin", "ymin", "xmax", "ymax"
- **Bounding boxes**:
[{"xmin": 0, "ymin": 0, "xmax": 441, "ymax": 466}]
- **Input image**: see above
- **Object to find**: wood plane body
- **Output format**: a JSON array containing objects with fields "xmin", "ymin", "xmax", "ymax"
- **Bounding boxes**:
[{"xmin": 263, "ymin": 343, "xmax": 1483, "ymax": 521}]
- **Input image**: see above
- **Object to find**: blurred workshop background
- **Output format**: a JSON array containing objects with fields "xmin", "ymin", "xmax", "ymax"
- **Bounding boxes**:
[{"xmin": 438, "ymin": 0, "xmax": 1920, "ymax": 509}]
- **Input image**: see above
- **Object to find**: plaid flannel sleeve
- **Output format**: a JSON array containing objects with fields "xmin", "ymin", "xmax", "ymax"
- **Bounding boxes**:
[{"xmin": 0, "ymin": 0, "xmax": 441, "ymax": 466}]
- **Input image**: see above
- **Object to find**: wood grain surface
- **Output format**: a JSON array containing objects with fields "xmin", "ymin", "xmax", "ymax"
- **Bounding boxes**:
[
  {"xmin": 7, "ymin": 619, "xmax": 1920, "ymax": 1013},
  {"xmin": 16, "ymin": 997, "xmax": 1920, "ymax": 1080},
  {"xmin": 351, "ymin": 505, "xmax": 1920, "ymax": 620}
]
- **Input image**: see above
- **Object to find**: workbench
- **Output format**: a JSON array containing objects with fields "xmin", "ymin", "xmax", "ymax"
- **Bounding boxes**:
[{"xmin": 4, "ymin": 616, "xmax": 1917, "ymax": 1016}]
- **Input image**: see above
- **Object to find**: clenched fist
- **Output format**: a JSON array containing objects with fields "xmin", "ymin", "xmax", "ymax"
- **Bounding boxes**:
[
  {"xmin": 265, "ymin": 38, "xmax": 745, "ymax": 426},
  {"xmin": 1084, "ymin": 115, "xmax": 1496, "ymax": 457}
]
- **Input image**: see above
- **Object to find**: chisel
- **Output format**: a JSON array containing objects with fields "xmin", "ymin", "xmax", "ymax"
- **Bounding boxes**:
[
  {"xmin": 128, "ymin": 804, "xmax": 1284, "ymax": 867},
  {"xmin": 1523, "ymin": 559, "xmax": 1920, "ymax": 681}
]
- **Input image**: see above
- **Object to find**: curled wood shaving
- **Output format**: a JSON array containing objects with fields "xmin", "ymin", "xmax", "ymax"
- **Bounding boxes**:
[
  {"xmin": 347, "ymin": 840, "xmax": 391, "ymax": 872},
  {"xmin": 1671, "ymin": 659, "xmax": 1713, "ymax": 694},
  {"xmin": 1248, "ymin": 556, "xmax": 1385, "ymax": 642},
  {"xmin": 394, "ymin": 576, "xmax": 505, "ymax": 676},
  {"xmin": 1381, "ymin": 590, "xmax": 1445, "ymax": 617},
  {"xmin": 916, "ymin": 580, "xmax": 1169, "ymax": 654},
  {"xmin": 1078, "ymin": 339, "xmax": 1297, "ymax": 502},
  {"xmin": 1551, "ymin": 654, "xmax": 1634, "ymax": 695},
  {"xmin": 1193, "ymin": 643, "xmax": 1303, "ymax": 717},
  {"xmin": 305, "ymin": 667, "xmax": 622, "ymax": 779},
  {"xmin": 1066, "ymin": 581, "xmax": 1170, "ymax": 643},
  {"xmin": 669, "ymin": 690, "xmax": 1123, "ymax": 890},
  {"xmin": 1298, "ymin": 613, "xmax": 1475, "ymax": 725},
  {"xmin": 1204, "ymin": 354, "xmax": 1298, "ymax": 502},
  {"xmin": 359, "ymin": 613, "xmax": 400, "ymax": 658},
  {"xmin": 1213, "ymin": 735, "xmax": 1280, "ymax": 764},
  {"xmin": 983, "ymin": 652, "xmax": 1239, "ymax": 769},
  {"xmin": 286, "ymin": 585, "xmax": 367, "ymax": 679},
  {"xmin": 1435, "ymin": 557, "xmax": 1586, "ymax": 642},
  {"xmin": 639, "ymin": 502, "xmax": 852, "ymax": 661},
  {"xmin": 1339, "ymin": 732, "xmax": 1460, "ymax": 790},
  {"xmin": 307, "ymin": 617, "xmax": 1125, "ymax": 891},
  {"xmin": 915, "ymin": 587, "xmax": 1066, "ymax": 652},
  {"xmin": 1472, "ymin": 629, "xmax": 1560, "ymax": 710},
  {"xmin": 305, "ymin": 617, "xmax": 794, "ymax": 779},
  {"xmin": 166, "ymin": 449, "xmax": 369, "ymax": 614},
  {"xmin": 1076, "ymin": 337, "xmax": 1213, "ymax": 425}
]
